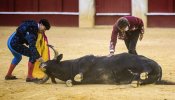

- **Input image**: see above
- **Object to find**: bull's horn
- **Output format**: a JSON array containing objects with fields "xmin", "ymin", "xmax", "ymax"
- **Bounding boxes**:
[
  {"xmin": 47, "ymin": 44, "xmax": 59, "ymax": 60},
  {"xmin": 35, "ymin": 75, "xmax": 49, "ymax": 84}
]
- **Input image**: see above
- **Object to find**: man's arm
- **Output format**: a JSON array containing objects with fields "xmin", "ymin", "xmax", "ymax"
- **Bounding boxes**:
[
  {"xmin": 25, "ymin": 33, "xmax": 41, "ymax": 62},
  {"xmin": 138, "ymin": 18, "xmax": 144, "ymax": 41},
  {"xmin": 109, "ymin": 26, "xmax": 118, "ymax": 54}
]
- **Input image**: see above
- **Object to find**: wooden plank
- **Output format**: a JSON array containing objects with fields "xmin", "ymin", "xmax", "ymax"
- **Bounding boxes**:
[
  {"xmin": 38, "ymin": 0, "xmax": 62, "ymax": 11},
  {"xmin": 95, "ymin": 16, "xmax": 122, "ymax": 25},
  {"xmin": 96, "ymin": 0, "xmax": 131, "ymax": 13},
  {"xmin": 148, "ymin": 0, "xmax": 174, "ymax": 12},
  {"xmin": 0, "ymin": 0, "xmax": 14, "ymax": 11},
  {"xmin": 62, "ymin": 0, "xmax": 78, "ymax": 12},
  {"xmin": 0, "ymin": 14, "xmax": 78, "ymax": 26},
  {"xmin": 95, "ymin": 0, "xmax": 131, "ymax": 25},
  {"xmin": 14, "ymin": 0, "xmax": 38, "ymax": 11},
  {"xmin": 147, "ymin": 16, "xmax": 175, "ymax": 27}
]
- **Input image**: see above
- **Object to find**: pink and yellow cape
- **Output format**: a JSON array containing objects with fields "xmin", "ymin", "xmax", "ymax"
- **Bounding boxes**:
[{"xmin": 33, "ymin": 32, "xmax": 50, "ymax": 78}]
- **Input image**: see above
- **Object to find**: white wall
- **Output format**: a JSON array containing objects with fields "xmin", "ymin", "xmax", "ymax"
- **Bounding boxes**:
[
  {"xmin": 79, "ymin": 0, "xmax": 95, "ymax": 28},
  {"xmin": 131, "ymin": 0, "xmax": 148, "ymax": 27}
]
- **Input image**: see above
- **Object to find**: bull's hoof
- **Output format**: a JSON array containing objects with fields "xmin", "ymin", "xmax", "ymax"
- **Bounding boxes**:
[
  {"xmin": 74, "ymin": 73, "xmax": 83, "ymax": 82},
  {"xmin": 140, "ymin": 72, "xmax": 148, "ymax": 80},
  {"xmin": 130, "ymin": 81, "xmax": 141, "ymax": 88},
  {"xmin": 66, "ymin": 80, "xmax": 73, "ymax": 87}
]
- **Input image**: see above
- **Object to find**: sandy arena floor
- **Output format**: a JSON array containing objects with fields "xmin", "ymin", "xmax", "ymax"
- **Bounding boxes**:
[{"xmin": 0, "ymin": 27, "xmax": 175, "ymax": 100}]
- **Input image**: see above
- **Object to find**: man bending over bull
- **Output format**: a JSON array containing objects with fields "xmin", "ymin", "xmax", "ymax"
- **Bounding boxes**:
[
  {"xmin": 109, "ymin": 16, "xmax": 144, "ymax": 56},
  {"xmin": 5, "ymin": 19, "xmax": 50, "ymax": 82}
]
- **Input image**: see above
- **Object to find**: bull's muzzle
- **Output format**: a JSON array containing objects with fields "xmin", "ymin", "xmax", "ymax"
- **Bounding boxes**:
[
  {"xmin": 34, "ymin": 75, "xmax": 49, "ymax": 84},
  {"xmin": 34, "ymin": 62, "xmax": 49, "ymax": 84}
]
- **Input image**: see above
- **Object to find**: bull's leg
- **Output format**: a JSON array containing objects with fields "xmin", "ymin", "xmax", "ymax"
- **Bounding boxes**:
[
  {"xmin": 139, "ymin": 62, "xmax": 153, "ymax": 80},
  {"xmin": 128, "ymin": 69, "xmax": 147, "ymax": 87},
  {"xmin": 128, "ymin": 69, "xmax": 139, "ymax": 81},
  {"xmin": 51, "ymin": 76, "xmax": 57, "ymax": 84},
  {"xmin": 66, "ymin": 80, "xmax": 73, "ymax": 87},
  {"xmin": 127, "ymin": 70, "xmax": 140, "ymax": 87},
  {"xmin": 131, "ymin": 80, "xmax": 141, "ymax": 88},
  {"xmin": 130, "ymin": 72, "xmax": 149, "ymax": 87},
  {"xmin": 74, "ymin": 73, "xmax": 83, "ymax": 82},
  {"xmin": 140, "ymin": 72, "xmax": 148, "ymax": 80}
]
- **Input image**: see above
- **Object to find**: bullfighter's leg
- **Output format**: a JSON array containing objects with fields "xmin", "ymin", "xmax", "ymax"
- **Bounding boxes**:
[
  {"xmin": 11, "ymin": 42, "xmax": 39, "ymax": 81},
  {"xmin": 6, "ymin": 36, "xmax": 22, "ymax": 80},
  {"xmin": 125, "ymin": 32, "xmax": 139, "ymax": 55}
]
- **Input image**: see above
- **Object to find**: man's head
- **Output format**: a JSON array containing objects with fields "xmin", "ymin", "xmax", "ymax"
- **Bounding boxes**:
[
  {"xmin": 117, "ymin": 17, "xmax": 129, "ymax": 32},
  {"xmin": 39, "ymin": 19, "xmax": 51, "ymax": 32}
]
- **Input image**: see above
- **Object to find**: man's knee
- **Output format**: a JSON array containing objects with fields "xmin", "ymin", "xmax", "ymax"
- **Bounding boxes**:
[
  {"xmin": 29, "ymin": 58, "xmax": 36, "ymax": 64},
  {"xmin": 12, "ymin": 56, "xmax": 22, "ymax": 65}
]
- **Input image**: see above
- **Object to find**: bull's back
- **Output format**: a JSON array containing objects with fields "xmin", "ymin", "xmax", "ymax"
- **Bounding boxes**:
[{"xmin": 76, "ymin": 53, "xmax": 162, "ymax": 84}]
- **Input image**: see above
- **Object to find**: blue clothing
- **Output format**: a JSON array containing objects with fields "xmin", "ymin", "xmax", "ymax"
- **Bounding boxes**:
[
  {"xmin": 7, "ymin": 32, "xmax": 22, "ymax": 65},
  {"xmin": 7, "ymin": 20, "xmax": 41, "ymax": 64}
]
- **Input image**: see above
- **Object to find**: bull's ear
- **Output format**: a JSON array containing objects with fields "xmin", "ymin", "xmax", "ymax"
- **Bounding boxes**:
[{"xmin": 57, "ymin": 54, "xmax": 63, "ymax": 62}]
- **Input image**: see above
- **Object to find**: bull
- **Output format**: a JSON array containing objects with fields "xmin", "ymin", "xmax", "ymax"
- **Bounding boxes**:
[{"xmin": 36, "ymin": 45, "xmax": 162, "ymax": 87}]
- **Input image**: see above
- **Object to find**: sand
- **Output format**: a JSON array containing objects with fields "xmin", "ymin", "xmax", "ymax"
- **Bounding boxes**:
[{"xmin": 0, "ymin": 26, "xmax": 175, "ymax": 100}]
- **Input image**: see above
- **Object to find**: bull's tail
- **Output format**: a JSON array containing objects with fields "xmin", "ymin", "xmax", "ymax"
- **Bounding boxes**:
[
  {"xmin": 155, "ymin": 80, "xmax": 175, "ymax": 85},
  {"xmin": 155, "ymin": 67, "xmax": 175, "ymax": 85},
  {"xmin": 156, "ymin": 65, "xmax": 162, "ymax": 82}
]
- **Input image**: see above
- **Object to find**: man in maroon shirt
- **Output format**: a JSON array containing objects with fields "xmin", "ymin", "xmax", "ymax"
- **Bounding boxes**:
[{"xmin": 109, "ymin": 16, "xmax": 144, "ymax": 56}]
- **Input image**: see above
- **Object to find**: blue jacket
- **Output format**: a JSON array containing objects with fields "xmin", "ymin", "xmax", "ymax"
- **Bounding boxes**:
[{"xmin": 10, "ymin": 20, "xmax": 41, "ymax": 61}]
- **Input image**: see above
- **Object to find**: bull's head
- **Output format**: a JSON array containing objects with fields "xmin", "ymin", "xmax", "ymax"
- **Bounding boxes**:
[
  {"xmin": 39, "ymin": 44, "xmax": 60, "ymax": 71},
  {"xmin": 35, "ymin": 45, "xmax": 62, "ymax": 84}
]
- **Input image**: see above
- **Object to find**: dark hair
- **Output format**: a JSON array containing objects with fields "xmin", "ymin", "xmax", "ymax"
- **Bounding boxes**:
[
  {"xmin": 39, "ymin": 19, "xmax": 51, "ymax": 30},
  {"xmin": 117, "ymin": 17, "xmax": 129, "ymax": 29}
]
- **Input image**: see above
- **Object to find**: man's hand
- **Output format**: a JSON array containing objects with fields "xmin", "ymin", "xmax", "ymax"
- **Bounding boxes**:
[
  {"xmin": 139, "ymin": 34, "xmax": 143, "ymax": 41},
  {"xmin": 37, "ymin": 57, "xmax": 47, "ymax": 71},
  {"xmin": 37, "ymin": 57, "xmax": 44, "ymax": 63},
  {"xmin": 108, "ymin": 52, "xmax": 114, "ymax": 57}
]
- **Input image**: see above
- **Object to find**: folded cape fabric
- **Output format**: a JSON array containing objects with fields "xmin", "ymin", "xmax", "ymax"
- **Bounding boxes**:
[{"xmin": 33, "ymin": 32, "xmax": 50, "ymax": 78}]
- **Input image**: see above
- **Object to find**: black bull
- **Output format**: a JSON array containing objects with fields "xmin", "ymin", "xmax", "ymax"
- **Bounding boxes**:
[{"xmin": 36, "ymin": 45, "xmax": 163, "ymax": 87}]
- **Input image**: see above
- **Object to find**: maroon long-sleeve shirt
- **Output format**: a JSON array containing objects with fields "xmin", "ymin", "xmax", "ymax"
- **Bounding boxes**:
[{"xmin": 109, "ymin": 16, "xmax": 144, "ymax": 53}]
